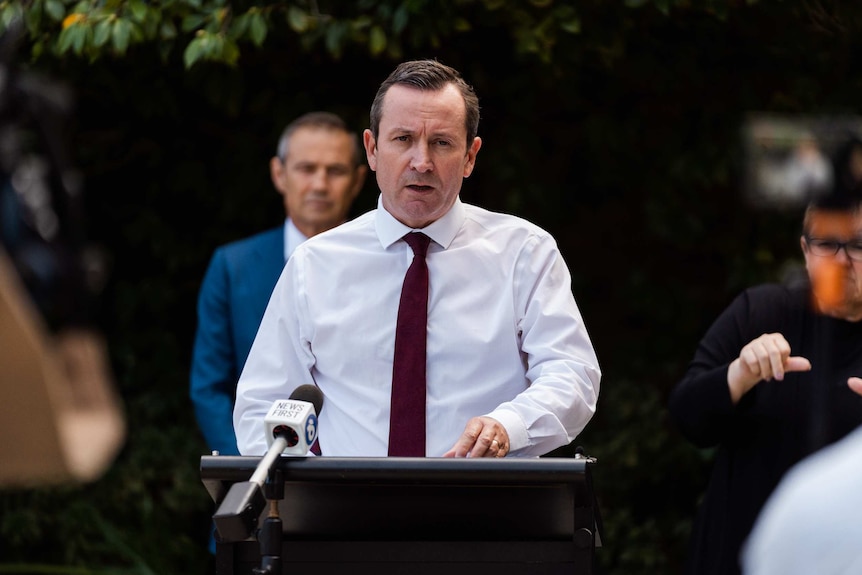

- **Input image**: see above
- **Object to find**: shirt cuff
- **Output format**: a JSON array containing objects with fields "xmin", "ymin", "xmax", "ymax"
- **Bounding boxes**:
[{"xmin": 486, "ymin": 407, "xmax": 528, "ymax": 453}]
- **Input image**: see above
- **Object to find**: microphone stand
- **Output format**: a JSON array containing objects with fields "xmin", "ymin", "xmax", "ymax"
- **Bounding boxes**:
[
  {"xmin": 253, "ymin": 468, "xmax": 284, "ymax": 575},
  {"xmin": 212, "ymin": 436, "xmax": 287, "ymax": 542}
]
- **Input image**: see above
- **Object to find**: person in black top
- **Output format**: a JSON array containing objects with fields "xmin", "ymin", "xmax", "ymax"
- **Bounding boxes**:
[{"xmin": 670, "ymin": 137, "xmax": 862, "ymax": 575}]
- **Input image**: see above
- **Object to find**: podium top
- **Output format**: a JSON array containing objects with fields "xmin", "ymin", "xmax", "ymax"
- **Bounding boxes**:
[
  {"xmin": 202, "ymin": 456, "xmax": 597, "ymax": 543},
  {"xmin": 201, "ymin": 455, "xmax": 592, "ymax": 500}
]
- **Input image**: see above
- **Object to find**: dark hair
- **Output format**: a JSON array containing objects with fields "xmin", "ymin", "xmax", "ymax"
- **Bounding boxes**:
[
  {"xmin": 369, "ymin": 59, "xmax": 480, "ymax": 146},
  {"xmin": 276, "ymin": 111, "xmax": 363, "ymax": 167}
]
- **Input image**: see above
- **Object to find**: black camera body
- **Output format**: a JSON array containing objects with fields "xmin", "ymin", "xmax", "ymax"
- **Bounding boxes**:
[{"xmin": 0, "ymin": 21, "xmax": 103, "ymax": 331}]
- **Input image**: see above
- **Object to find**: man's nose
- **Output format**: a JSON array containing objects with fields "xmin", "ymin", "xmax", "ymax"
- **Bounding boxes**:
[
  {"xmin": 409, "ymin": 142, "xmax": 433, "ymax": 172},
  {"xmin": 311, "ymin": 167, "xmax": 328, "ymax": 189}
]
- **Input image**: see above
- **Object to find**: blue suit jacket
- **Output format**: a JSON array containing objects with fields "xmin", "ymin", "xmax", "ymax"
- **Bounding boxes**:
[{"xmin": 190, "ymin": 226, "xmax": 285, "ymax": 455}]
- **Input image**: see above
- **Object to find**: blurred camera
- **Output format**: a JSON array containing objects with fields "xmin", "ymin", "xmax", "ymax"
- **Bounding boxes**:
[
  {"xmin": 742, "ymin": 114, "xmax": 862, "ymax": 210},
  {"xmin": 0, "ymin": 21, "xmax": 123, "ymax": 488},
  {"xmin": 0, "ymin": 23, "xmax": 106, "ymax": 332}
]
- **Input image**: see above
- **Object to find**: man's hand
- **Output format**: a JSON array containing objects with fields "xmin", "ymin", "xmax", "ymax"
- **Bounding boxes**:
[
  {"xmin": 848, "ymin": 377, "xmax": 862, "ymax": 396},
  {"xmin": 727, "ymin": 332, "xmax": 811, "ymax": 404},
  {"xmin": 443, "ymin": 416, "xmax": 510, "ymax": 458}
]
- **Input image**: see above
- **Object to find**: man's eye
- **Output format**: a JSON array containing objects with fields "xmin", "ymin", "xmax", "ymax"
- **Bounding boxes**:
[{"xmin": 815, "ymin": 240, "xmax": 840, "ymax": 250}]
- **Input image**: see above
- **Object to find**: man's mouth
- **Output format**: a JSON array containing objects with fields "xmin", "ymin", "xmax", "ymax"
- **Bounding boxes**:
[{"xmin": 406, "ymin": 184, "xmax": 433, "ymax": 192}]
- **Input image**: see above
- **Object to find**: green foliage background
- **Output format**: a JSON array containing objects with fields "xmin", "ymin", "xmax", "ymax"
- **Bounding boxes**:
[{"xmin": 2, "ymin": 1, "xmax": 862, "ymax": 573}]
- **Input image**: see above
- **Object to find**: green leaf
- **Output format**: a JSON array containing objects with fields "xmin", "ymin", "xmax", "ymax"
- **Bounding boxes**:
[
  {"xmin": 351, "ymin": 14, "xmax": 372, "ymax": 31},
  {"xmin": 230, "ymin": 13, "xmax": 249, "ymax": 37},
  {"xmin": 249, "ymin": 12, "xmax": 266, "ymax": 46},
  {"xmin": 93, "ymin": 18, "xmax": 111, "ymax": 47},
  {"xmin": 160, "ymin": 19, "xmax": 177, "ymax": 40},
  {"xmin": 560, "ymin": 18, "xmax": 580, "ymax": 33},
  {"xmin": 221, "ymin": 37, "xmax": 240, "ymax": 66},
  {"xmin": 325, "ymin": 21, "xmax": 344, "ymax": 58},
  {"xmin": 141, "ymin": 10, "xmax": 158, "ymax": 36},
  {"xmin": 72, "ymin": 20, "xmax": 88, "ymax": 54},
  {"xmin": 128, "ymin": 0, "xmax": 147, "ymax": 23},
  {"xmin": 112, "ymin": 18, "xmax": 131, "ymax": 54},
  {"xmin": 57, "ymin": 25, "xmax": 77, "ymax": 53},
  {"xmin": 1, "ymin": 4, "xmax": 23, "ymax": 30},
  {"xmin": 181, "ymin": 14, "xmax": 206, "ymax": 33},
  {"xmin": 183, "ymin": 36, "xmax": 205, "ymax": 68},
  {"xmin": 44, "ymin": 0, "xmax": 64, "ymax": 22},
  {"xmin": 129, "ymin": 20, "xmax": 143, "ymax": 42},
  {"xmin": 392, "ymin": 4, "xmax": 408, "ymax": 34},
  {"xmin": 287, "ymin": 6, "xmax": 308, "ymax": 33},
  {"xmin": 453, "ymin": 17, "xmax": 471, "ymax": 32},
  {"xmin": 23, "ymin": 2, "xmax": 43, "ymax": 35},
  {"xmin": 369, "ymin": 24, "xmax": 386, "ymax": 56}
]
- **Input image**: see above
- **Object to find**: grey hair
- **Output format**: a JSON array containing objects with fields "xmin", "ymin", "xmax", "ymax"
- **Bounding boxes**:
[{"xmin": 276, "ymin": 111, "xmax": 363, "ymax": 167}]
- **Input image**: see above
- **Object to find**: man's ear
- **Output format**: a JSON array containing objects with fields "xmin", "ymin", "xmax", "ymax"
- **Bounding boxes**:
[
  {"xmin": 363, "ymin": 129, "xmax": 378, "ymax": 172},
  {"xmin": 270, "ymin": 156, "xmax": 287, "ymax": 194},
  {"xmin": 463, "ymin": 136, "xmax": 482, "ymax": 178}
]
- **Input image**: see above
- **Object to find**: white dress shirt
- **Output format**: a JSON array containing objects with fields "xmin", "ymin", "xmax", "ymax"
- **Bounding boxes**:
[
  {"xmin": 234, "ymin": 196, "xmax": 600, "ymax": 457},
  {"xmin": 283, "ymin": 217, "xmax": 308, "ymax": 260},
  {"xmin": 742, "ymin": 424, "xmax": 862, "ymax": 575}
]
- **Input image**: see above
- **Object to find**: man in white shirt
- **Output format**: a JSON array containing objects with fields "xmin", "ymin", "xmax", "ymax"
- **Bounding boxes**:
[
  {"xmin": 234, "ymin": 59, "xmax": 600, "ymax": 458},
  {"xmin": 191, "ymin": 112, "xmax": 366, "ymax": 456}
]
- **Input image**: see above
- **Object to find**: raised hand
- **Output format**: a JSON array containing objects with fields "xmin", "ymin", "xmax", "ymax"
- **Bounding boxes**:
[{"xmin": 727, "ymin": 333, "xmax": 811, "ymax": 404}]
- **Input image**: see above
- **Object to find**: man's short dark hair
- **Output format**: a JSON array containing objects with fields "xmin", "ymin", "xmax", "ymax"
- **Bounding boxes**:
[{"xmin": 369, "ymin": 59, "xmax": 480, "ymax": 147}]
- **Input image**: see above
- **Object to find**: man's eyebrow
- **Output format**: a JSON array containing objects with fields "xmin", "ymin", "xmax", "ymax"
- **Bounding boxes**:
[
  {"xmin": 385, "ymin": 125, "xmax": 414, "ymax": 135},
  {"xmin": 385, "ymin": 126, "xmax": 459, "ymax": 139}
]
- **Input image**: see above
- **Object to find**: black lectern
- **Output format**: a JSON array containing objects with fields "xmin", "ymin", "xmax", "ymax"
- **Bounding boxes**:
[{"xmin": 201, "ymin": 456, "xmax": 600, "ymax": 575}]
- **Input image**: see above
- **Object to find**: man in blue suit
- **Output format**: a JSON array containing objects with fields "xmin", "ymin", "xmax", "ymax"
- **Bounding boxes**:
[{"xmin": 190, "ymin": 112, "xmax": 366, "ymax": 456}]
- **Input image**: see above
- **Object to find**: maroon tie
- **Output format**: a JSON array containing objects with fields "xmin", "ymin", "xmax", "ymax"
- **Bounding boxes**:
[{"xmin": 388, "ymin": 232, "xmax": 431, "ymax": 456}]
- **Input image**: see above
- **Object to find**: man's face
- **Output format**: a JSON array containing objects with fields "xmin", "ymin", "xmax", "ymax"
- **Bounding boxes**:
[
  {"xmin": 363, "ymin": 84, "xmax": 482, "ymax": 229},
  {"xmin": 802, "ymin": 210, "xmax": 862, "ymax": 321},
  {"xmin": 270, "ymin": 126, "xmax": 366, "ymax": 237}
]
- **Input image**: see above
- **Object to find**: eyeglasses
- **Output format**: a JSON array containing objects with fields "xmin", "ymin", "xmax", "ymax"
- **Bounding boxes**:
[{"xmin": 804, "ymin": 236, "xmax": 862, "ymax": 261}]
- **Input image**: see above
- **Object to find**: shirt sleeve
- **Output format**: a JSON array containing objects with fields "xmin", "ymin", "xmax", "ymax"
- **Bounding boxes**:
[
  {"xmin": 233, "ymin": 257, "xmax": 316, "ymax": 455},
  {"xmin": 190, "ymin": 248, "xmax": 240, "ymax": 455},
  {"xmin": 488, "ymin": 233, "xmax": 601, "ymax": 456}
]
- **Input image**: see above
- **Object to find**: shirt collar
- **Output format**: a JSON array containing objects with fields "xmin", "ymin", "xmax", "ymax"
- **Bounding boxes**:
[
  {"xmin": 375, "ymin": 195, "xmax": 465, "ymax": 250},
  {"xmin": 284, "ymin": 218, "xmax": 308, "ymax": 261}
]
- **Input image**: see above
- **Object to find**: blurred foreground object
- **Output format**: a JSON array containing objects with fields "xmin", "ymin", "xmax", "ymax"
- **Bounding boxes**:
[
  {"xmin": 0, "ymin": 19, "xmax": 124, "ymax": 486},
  {"xmin": 0, "ymin": 247, "xmax": 124, "ymax": 486}
]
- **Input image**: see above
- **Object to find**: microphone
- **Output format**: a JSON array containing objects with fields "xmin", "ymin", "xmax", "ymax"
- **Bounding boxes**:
[
  {"xmin": 212, "ymin": 385, "xmax": 324, "ymax": 542},
  {"xmin": 264, "ymin": 384, "xmax": 323, "ymax": 456}
]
